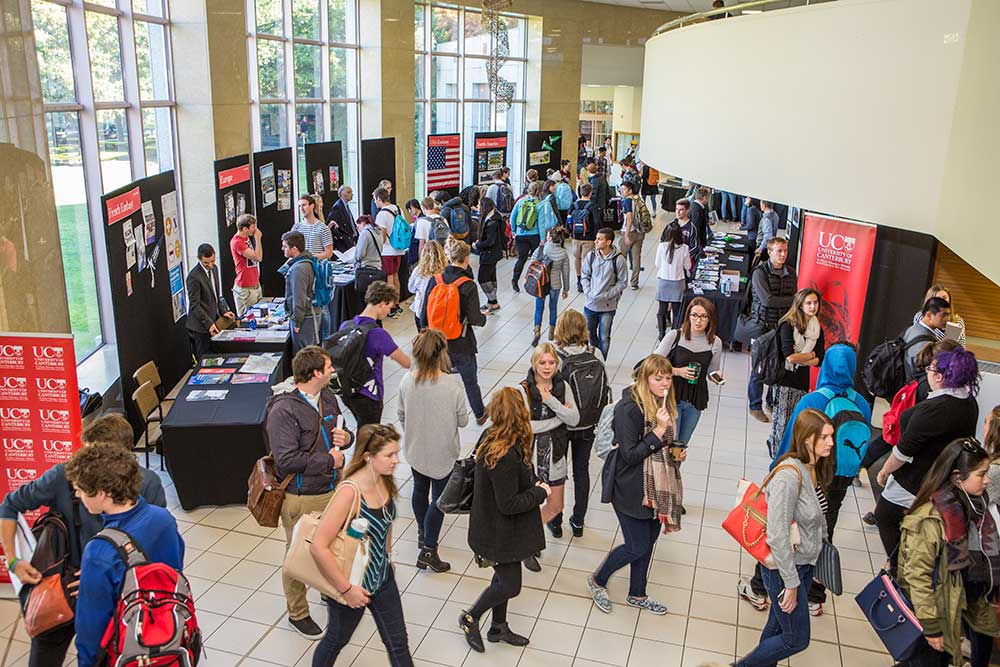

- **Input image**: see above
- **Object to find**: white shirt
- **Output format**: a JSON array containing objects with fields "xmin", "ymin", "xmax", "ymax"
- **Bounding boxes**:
[
  {"xmin": 375, "ymin": 204, "xmax": 404, "ymax": 256},
  {"xmin": 655, "ymin": 242, "xmax": 690, "ymax": 282},
  {"xmin": 414, "ymin": 216, "xmax": 432, "ymax": 242}
]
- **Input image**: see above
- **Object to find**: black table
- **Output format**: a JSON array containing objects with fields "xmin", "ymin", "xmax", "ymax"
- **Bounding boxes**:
[
  {"xmin": 161, "ymin": 355, "xmax": 285, "ymax": 509},
  {"xmin": 330, "ymin": 279, "xmax": 361, "ymax": 333},
  {"xmin": 682, "ymin": 238, "xmax": 753, "ymax": 344},
  {"xmin": 659, "ymin": 185, "xmax": 688, "ymax": 211}
]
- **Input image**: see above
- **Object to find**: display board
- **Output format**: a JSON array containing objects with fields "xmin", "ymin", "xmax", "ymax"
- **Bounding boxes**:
[
  {"xmin": 472, "ymin": 132, "xmax": 507, "ymax": 186},
  {"xmin": 425, "ymin": 133, "xmax": 461, "ymax": 199},
  {"xmin": 101, "ymin": 171, "xmax": 190, "ymax": 436},
  {"xmin": 525, "ymin": 130, "xmax": 563, "ymax": 179},
  {"xmin": 251, "ymin": 147, "xmax": 295, "ymax": 296},
  {"xmin": 304, "ymin": 140, "xmax": 344, "ymax": 216},
  {"xmin": 214, "ymin": 154, "xmax": 254, "ymax": 303},
  {"xmin": 361, "ymin": 138, "xmax": 396, "ymax": 210}
]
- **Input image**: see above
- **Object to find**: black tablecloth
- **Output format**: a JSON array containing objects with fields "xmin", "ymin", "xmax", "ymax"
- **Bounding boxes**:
[
  {"xmin": 330, "ymin": 256, "xmax": 411, "ymax": 333},
  {"xmin": 161, "ymin": 356, "xmax": 284, "ymax": 509},
  {"xmin": 660, "ymin": 186, "xmax": 688, "ymax": 211},
  {"xmin": 682, "ymin": 237, "xmax": 753, "ymax": 344},
  {"xmin": 211, "ymin": 333, "xmax": 292, "ymax": 378}
]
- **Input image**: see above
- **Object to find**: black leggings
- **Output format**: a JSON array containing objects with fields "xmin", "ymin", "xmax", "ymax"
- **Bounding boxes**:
[
  {"xmin": 874, "ymin": 497, "xmax": 909, "ymax": 576},
  {"xmin": 468, "ymin": 561, "xmax": 522, "ymax": 627},
  {"xmin": 656, "ymin": 301, "xmax": 684, "ymax": 338},
  {"xmin": 512, "ymin": 236, "xmax": 540, "ymax": 283}
]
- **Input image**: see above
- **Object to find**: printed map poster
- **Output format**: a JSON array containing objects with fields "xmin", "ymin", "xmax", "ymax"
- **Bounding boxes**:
[{"xmin": 260, "ymin": 162, "xmax": 276, "ymax": 207}]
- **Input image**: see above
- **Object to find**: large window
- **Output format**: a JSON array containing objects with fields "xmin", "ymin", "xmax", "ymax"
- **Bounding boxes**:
[
  {"xmin": 247, "ymin": 0, "xmax": 361, "ymax": 211},
  {"xmin": 32, "ymin": 0, "xmax": 179, "ymax": 361},
  {"xmin": 414, "ymin": 2, "xmax": 528, "ymax": 193}
]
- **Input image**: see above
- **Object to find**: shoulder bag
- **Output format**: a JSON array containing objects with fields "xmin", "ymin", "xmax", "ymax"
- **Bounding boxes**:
[
  {"xmin": 722, "ymin": 465, "xmax": 803, "ymax": 568},
  {"xmin": 437, "ymin": 432, "xmax": 486, "ymax": 515},
  {"xmin": 815, "ymin": 539, "xmax": 843, "ymax": 595}
]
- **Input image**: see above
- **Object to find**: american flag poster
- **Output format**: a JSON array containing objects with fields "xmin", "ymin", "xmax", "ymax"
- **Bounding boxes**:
[{"xmin": 426, "ymin": 133, "xmax": 461, "ymax": 192}]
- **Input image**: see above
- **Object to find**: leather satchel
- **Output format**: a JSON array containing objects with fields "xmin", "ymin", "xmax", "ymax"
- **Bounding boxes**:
[
  {"xmin": 23, "ymin": 573, "xmax": 75, "ymax": 637},
  {"xmin": 20, "ymin": 511, "xmax": 77, "ymax": 638},
  {"xmin": 436, "ymin": 455, "xmax": 476, "ymax": 514}
]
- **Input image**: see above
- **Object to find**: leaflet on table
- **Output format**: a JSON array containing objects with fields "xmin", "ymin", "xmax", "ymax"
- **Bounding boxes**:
[
  {"xmin": 239, "ymin": 354, "xmax": 282, "ymax": 375},
  {"xmin": 198, "ymin": 368, "xmax": 236, "ymax": 375},
  {"xmin": 231, "ymin": 373, "xmax": 271, "ymax": 384},
  {"xmin": 201, "ymin": 357, "xmax": 227, "ymax": 367},
  {"xmin": 226, "ymin": 355, "xmax": 249, "ymax": 364},
  {"xmin": 188, "ymin": 374, "xmax": 229, "ymax": 385},
  {"xmin": 186, "ymin": 390, "xmax": 229, "ymax": 401}
]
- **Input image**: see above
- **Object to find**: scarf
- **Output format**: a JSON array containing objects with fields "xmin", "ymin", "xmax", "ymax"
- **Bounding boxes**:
[
  {"xmin": 786, "ymin": 316, "xmax": 821, "ymax": 372},
  {"xmin": 931, "ymin": 487, "xmax": 1000, "ymax": 587},
  {"xmin": 642, "ymin": 422, "xmax": 683, "ymax": 533}
]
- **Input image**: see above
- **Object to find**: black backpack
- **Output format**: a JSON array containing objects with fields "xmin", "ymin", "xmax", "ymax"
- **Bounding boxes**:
[
  {"xmin": 324, "ymin": 320, "xmax": 377, "ymax": 397},
  {"xmin": 750, "ymin": 328, "xmax": 786, "ymax": 386},
  {"xmin": 862, "ymin": 332, "xmax": 936, "ymax": 400},
  {"xmin": 558, "ymin": 347, "xmax": 611, "ymax": 429},
  {"xmin": 494, "ymin": 185, "xmax": 514, "ymax": 216}
]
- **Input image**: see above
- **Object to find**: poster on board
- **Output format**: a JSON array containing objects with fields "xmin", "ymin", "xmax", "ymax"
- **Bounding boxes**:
[
  {"xmin": 473, "ymin": 132, "xmax": 507, "ymax": 185},
  {"xmin": 524, "ymin": 131, "xmax": 562, "ymax": 180},
  {"xmin": 426, "ymin": 133, "xmax": 461, "ymax": 197}
]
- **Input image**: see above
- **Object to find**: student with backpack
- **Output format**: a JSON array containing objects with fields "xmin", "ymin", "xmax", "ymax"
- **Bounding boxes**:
[
  {"xmin": 527, "ymin": 226, "xmax": 570, "ymax": 347},
  {"xmin": 619, "ymin": 180, "xmax": 652, "ymax": 290},
  {"xmin": 537, "ymin": 179, "xmax": 562, "ymax": 239},
  {"xmin": 441, "ymin": 193, "xmax": 473, "ymax": 242},
  {"xmin": 550, "ymin": 309, "xmax": 611, "ymax": 537},
  {"xmin": 412, "ymin": 196, "xmax": 451, "ymax": 254},
  {"xmin": 485, "ymin": 169, "xmax": 514, "ymax": 220},
  {"xmin": 281, "ymin": 230, "xmax": 323, "ymax": 352},
  {"xmin": 407, "ymin": 240, "xmax": 447, "ymax": 330},
  {"xmin": 373, "ymin": 187, "xmax": 406, "ymax": 316},
  {"xmin": 640, "ymin": 161, "xmax": 659, "ymax": 213},
  {"xmin": 654, "ymin": 221, "xmax": 691, "ymax": 340},
  {"xmin": 553, "ymin": 173, "xmax": 576, "ymax": 224},
  {"xmin": 66, "ymin": 444, "xmax": 188, "ymax": 667},
  {"xmin": 509, "ymin": 180, "xmax": 543, "ymax": 291},
  {"xmin": 569, "ymin": 183, "xmax": 601, "ymax": 293},
  {"xmin": 420, "ymin": 239, "xmax": 489, "ymax": 425},
  {"xmin": 581, "ymin": 228, "xmax": 628, "ymax": 360},
  {"xmin": 473, "ymin": 196, "xmax": 504, "ymax": 314}
]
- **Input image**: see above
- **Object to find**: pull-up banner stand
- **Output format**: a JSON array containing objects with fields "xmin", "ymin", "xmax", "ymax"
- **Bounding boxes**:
[
  {"xmin": 101, "ymin": 171, "xmax": 190, "ymax": 437},
  {"xmin": 304, "ymin": 140, "xmax": 344, "ymax": 218},
  {"xmin": 251, "ymin": 147, "xmax": 295, "ymax": 297},
  {"xmin": 473, "ymin": 132, "xmax": 507, "ymax": 186},
  {"xmin": 214, "ymin": 154, "xmax": 253, "ymax": 301},
  {"xmin": 525, "ymin": 130, "xmax": 563, "ymax": 180},
  {"xmin": 361, "ymin": 137, "xmax": 396, "ymax": 216},
  {"xmin": 426, "ymin": 133, "xmax": 461, "ymax": 200}
]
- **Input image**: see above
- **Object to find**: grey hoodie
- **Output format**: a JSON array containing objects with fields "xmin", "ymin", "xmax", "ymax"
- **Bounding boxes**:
[
  {"xmin": 284, "ymin": 251, "xmax": 319, "ymax": 328},
  {"xmin": 533, "ymin": 241, "xmax": 571, "ymax": 292},
  {"xmin": 581, "ymin": 247, "xmax": 628, "ymax": 312}
]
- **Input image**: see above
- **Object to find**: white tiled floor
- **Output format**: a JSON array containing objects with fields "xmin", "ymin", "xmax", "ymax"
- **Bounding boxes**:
[{"xmin": 0, "ymin": 212, "xmax": 893, "ymax": 665}]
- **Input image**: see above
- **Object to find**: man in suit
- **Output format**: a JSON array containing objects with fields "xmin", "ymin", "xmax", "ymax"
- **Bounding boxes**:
[
  {"xmin": 185, "ymin": 243, "xmax": 234, "ymax": 358},
  {"xmin": 688, "ymin": 186, "xmax": 711, "ymax": 261},
  {"xmin": 326, "ymin": 184, "xmax": 357, "ymax": 253}
]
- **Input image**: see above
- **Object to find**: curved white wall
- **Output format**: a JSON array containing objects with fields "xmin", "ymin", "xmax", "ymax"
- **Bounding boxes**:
[{"xmin": 640, "ymin": 0, "xmax": 1000, "ymax": 285}]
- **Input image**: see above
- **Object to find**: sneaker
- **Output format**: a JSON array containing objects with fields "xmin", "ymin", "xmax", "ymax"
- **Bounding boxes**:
[
  {"xmin": 488, "ymin": 303, "xmax": 501, "ymax": 313},
  {"xmin": 737, "ymin": 578, "xmax": 768, "ymax": 611},
  {"xmin": 748, "ymin": 409, "xmax": 770, "ymax": 424},
  {"xmin": 569, "ymin": 519, "xmax": 584, "ymax": 537},
  {"xmin": 809, "ymin": 602, "xmax": 823, "ymax": 617},
  {"xmin": 587, "ymin": 575, "xmax": 612, "ymax": 613},
  {"xmin": 288, "ymin": 615, "xmax": 324, "ymax": 640},
  {"xmin": 853, "ymin": 476, "xmax": 863, "ymax": 488},
  {"xmin": 626, "ymin": 595, "xmax": 668, "ymax": 615}
]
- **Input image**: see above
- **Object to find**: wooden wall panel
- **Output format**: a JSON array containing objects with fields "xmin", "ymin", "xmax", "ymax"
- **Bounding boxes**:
[{"xmin": 933, "ymin": 243, "xmax": 1000, "ymax": 342}]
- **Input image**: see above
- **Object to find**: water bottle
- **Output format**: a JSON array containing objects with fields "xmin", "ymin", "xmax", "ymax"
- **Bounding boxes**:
[
  {"xmin": 246, "ymin": 311, "xmax": 257, "ymax": 330},
  {"xmin": 347, "ymin": 517, "xmax": 369, "ymax": 539},
  {"xmin": 346, "ymin": 517, "xmax": 370, "ymax": 588}
]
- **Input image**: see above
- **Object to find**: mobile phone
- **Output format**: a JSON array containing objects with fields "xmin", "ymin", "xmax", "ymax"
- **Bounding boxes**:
[
  {"xmin": 709, "ymin": 371, "xmax": 726, "ymax": 386},
  {"xmin": 777, "ymin": 588, "xmax": 786, "ymax": 604},
  {"xmin": 336, "ymin": 414, "xmax": 344, "ymax": 430}
]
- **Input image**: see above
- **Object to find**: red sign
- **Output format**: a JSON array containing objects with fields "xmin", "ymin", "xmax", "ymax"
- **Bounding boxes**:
[
  {"xmin": 0, "ymin": 334, "xmax": 82, "ymax": 582},
  {"xmin": 429, "ymin": 134, "xmax": 460, "ymax": 149},
  {"xmin": 475, "ymin": 136, "xmax": 507, "ymax": 150},
  {"xmin": 218, "ymin": 163, "xmax": 251, "ymax": 189},
  {"xmin": 105, "ymin": 186, "xmax": 141, "ymax": 225}
]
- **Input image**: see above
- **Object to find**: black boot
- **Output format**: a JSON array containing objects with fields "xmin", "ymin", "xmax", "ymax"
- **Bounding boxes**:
[
  {"xmin": 511, "ymin": 278, "xmax": 520, "ymax": 293},
  {"xmin": 416, "ymin": 546, "xmax": 451, "ymax": 573},
  {"xmin": 546, "ymin": 519, "xmax": 562, "ymax": 539},
  {"xmin": 459, "ymin": 611, "xmax": 485, "ymax": 653},
  {"xmin": 487, "ymin": 623, "xmax": 529, "ymax": 646},
  {"xmin": 523, "ymin": 555, "xmax": 541, "ymax": 572}
]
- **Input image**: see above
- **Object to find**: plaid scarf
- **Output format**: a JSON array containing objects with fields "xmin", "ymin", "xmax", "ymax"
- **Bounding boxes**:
[
  {"xmin": 931, "ymin": 487, "xmax": 1000, "ymax": 586},
  {"xmin": 642, "ymin": 424, "xmax": 683, "ymax": 533}
]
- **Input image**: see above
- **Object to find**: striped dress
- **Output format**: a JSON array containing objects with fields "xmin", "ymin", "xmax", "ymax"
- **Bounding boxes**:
[{"xmin": 359, "ymin": 496, "xmax": 396, "ymax": 593}]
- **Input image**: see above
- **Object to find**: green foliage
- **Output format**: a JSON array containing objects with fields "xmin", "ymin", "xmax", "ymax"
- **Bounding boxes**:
[{"xmin": 31, "ymin": 2, "xmax": 74, "ymax": 103}]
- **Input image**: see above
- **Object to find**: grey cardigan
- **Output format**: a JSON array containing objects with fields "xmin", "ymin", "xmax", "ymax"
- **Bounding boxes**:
[
  {"xmin": 764, "ymin": 458, "xmax": 827, "ymax": 589},
  {"xmin": 397, "ymin": 372, "xmax": 470, "ymax": 479}
]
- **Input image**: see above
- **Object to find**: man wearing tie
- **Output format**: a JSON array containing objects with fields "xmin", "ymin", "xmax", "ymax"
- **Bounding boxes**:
[
  {"xmin": 185, "ymin": 243, "xmax": 234, "ymax": 358},
  {"xmin": 326, "ymin": 185, "xmax": 357, "ymax": 253}
]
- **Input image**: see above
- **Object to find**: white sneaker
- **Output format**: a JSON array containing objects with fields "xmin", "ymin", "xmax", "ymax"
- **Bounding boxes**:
[
  {"xmin": 736, "ymin": 578, "xmax": 768, "ymax": 611},
  {"xmin": 808, "ymin": 602, "xmax": 823, "ymax": 617}
]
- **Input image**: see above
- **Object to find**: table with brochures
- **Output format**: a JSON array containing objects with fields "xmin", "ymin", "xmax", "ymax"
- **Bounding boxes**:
[{"xmin": 680, "ymin": 231, "xmax": 754, "ymax": 346}]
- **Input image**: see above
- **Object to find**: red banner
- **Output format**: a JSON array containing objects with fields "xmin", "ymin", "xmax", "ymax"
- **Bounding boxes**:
[
  {"xmin": 218, "ymin": 163, "xmax": 251, "ymax": 189},
  {"xmin": 0, "ymin": 334, "xmax": 83, "ymax": 582},
  {"xmin": 475, "ymin": 136, "xmax": 507, "ymax": 150},
  {"xmin": 105, "ymin": 186, "xmax": 141, "ymax": 225}
]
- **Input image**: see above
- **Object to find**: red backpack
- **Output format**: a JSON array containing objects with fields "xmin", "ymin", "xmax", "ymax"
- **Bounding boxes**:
[
  {"xmin": 96, "ymin": 528, "xmax": 202, "ymax": 667},
  {"xmin": 426, "ymin": 275, "xmax": 472, "ymax": 340},
  {"xmin": 882, "ymin": 380, "xmax": 919, "ymax": 446}
]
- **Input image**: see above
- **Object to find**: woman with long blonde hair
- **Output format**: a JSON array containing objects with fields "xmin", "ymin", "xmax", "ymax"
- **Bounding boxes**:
[
  {"xmin": 461, "ymin": 389, "xmax": 550, "ymax": 653},
  {"xmin": 588, "ymin": 354, "xmax": 681, "ymax": 616},
  {"xmin": 913, "ymin": 283, "xmax": 967, "ymax": 347},
  {"xmin": 407, "ymin": 240, "xmax": 447, "ymax": 330}
]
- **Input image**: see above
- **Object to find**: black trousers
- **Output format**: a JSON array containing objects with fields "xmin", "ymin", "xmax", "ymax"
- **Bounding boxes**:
[
  {"xmin": 861, "ymin": 435, "xmax": 892, "ymax": 506},
  {"xmin": 656, "ymin": 301, "xmax": 684, "ymax": 338},
  {"xmin": 30, "ymin": 623, "xmax": 75, "ymax": 667},
  {"xmin": 552, "ymin": 428, "xmax": 595, "ymax": 527},
  {"xmin": 468, "ymin": 561, "xmax": 522, "ymax": 627},
  {"xmin": 512, "ymin": 236, "xmax": 540, "ymax": 284},
  {"xmin": 188, "ymin": 330, "xmax": 212, "ymax": 358},
  {"xmin": 874, "ymin": 496, "xmax": 909, "ymax": 576},
  {"xmin": 342, "ymin": 394, "xmax": 384, "ymax": 430}
]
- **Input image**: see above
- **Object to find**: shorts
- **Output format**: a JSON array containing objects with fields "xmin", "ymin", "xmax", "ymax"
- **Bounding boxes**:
[{"xmin": 381, "ymin": 255, "xmax": 402, "ymax": 276}]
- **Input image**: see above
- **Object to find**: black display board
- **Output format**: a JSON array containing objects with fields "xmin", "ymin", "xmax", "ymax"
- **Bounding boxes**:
[
  {"xmin": 251, "ymin": 147, "xmax": 295, "ymax": 296},
  {"xmin": 214, "ymin": 154, "xmax": 254, "ymax": 302},
  {"xmin": 361, "ymin": 138, "xmax": 396, "ymax": 208},
  {"xmin": 304, "ymin": 141, "xmax": 344, "ymax": 216},
  {"xmin": 100, "ymin": 171, "xmax": 190, "ymax": 436},
  {"xmin": 472, "ymin": 132, "xmax": 508, "ymax": 186},
  {"xmin": 525, "ymin": 130, "xmax": 563, "ymax": 180}
]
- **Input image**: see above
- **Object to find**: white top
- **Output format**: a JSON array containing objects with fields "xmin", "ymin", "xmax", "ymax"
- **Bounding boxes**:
[
  {"xmin": 413, "ymin": 216, "xmax": 432, "ymax": 242},
  {"xmin": 655, "ymin": 242, "xmax": 690, "ymax": 282},
  {"xmin": 375, "ymin": 204, "xmax": 405, "ymax": 256}
]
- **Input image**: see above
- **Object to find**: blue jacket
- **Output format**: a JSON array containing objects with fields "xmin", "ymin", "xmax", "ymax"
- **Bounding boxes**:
[
  {"xmin": 0, "ymin": 464, "xmax": 166, "ymax": 568},
  {"xmin": 772, "ymin": 344, "xmax": 872, "ymax": 465},
  {"xmin": 75, "ymin": 498, "xmax": 185, "ymax": 667}
]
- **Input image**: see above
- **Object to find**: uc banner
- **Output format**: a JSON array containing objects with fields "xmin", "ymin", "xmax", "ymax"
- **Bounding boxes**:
[
  {"xmin": 797, "ymin": 213, "xmax": 877, "ymax": 347},
  {"xmin": 0, "ymin": 333, "xmax": 83, "ymax": 582}
]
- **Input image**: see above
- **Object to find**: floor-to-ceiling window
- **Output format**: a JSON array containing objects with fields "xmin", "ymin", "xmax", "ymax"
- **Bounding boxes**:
[
  {"xmin": 31, "ymin": 0, "xmax": 179, "ymax": 361},
  {"xmin": 247, "ymin": 0, "xmax": 361, "ymax": 211},
  {"xmin": 414, "ymin": 2, "xmax": 527, "ymax": 194}
]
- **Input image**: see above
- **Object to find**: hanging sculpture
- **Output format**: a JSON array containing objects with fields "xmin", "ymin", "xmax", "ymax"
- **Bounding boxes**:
[{"xmin": 483, "ymin": 0, "xmax": 514, "ymax": 111}]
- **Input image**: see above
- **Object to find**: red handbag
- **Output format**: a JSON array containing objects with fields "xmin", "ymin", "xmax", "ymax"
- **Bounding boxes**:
[{"xmin": 722, "ymin": 465, "xmax": 802, "ymax": 567}]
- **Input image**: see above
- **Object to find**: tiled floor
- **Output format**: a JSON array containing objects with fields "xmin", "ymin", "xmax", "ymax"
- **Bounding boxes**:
[{"xmin": 0, "ymin": 213, "xmax": 893, "ymax": 666}]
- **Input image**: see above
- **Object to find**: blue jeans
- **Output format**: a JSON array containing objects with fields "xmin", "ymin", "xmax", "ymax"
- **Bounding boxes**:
[
  {"xmin": 534, "ymin": 288, "xmax": 561, "ymax": 327},
  {"xmin": 313, "ymin": 572, "xmax": 413, "ymax": 667},
  {"xmin": 584, "ymin": 307, "xmax": 615, "ymax": 360},
  {"xmin": 721, "ymin": 191, "xmax": 740, "ymax": 220},
  {"xmin": 674, "ymin": 400, "xmax": 702, "ymax": 445},
  {"xmin": 451, "ymin": 351, "xmax": 485, "ymax": 419},
  {"xmin": 411, "ymin": 470, "xmax": 448, "ymax": 549},
  {"xmin": 748, "ymin": 370, "xmax": 764, "ymax": 410},
  {"xmin": 320, "ymin": 308, "xmax": 332, "ymax": 342},
  {"xmin": 594, "ymin": 511, "xmax": 660, "ymax": 597},
  {"xmin": 737, "ymin": 564, "xmax": 813, "ymax": 667}
]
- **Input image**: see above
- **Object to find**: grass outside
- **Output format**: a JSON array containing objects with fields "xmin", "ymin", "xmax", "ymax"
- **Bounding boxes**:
[{"xmin": 56, "ymin": 203, "xmax": 103, "ymax": 360}]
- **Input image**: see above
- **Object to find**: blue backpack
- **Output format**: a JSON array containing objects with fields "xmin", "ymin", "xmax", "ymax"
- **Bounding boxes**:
[
  {"xmin": 554, "ymin": 182, "xmax": 575, "ymax": 211},
  {"xmin": 442, "ymin": 204, "xmax": 471, "ymax": 240},
  {"xmin": 816, "ymin": 388, "xmax": 870, "ymax": 478},
  {"xmin": 538, "ymin": 196, "xmax": 560, "ymax": 238},
  {"xmin": 569, "ymin": 203, "xmax": 592, "ymax": 239},
  {"xmin": 294, "ymin": 256, "xmax": 335, "ymax": 308},
  {"xmin": 384, "ymin": 209, "xmax": 413, "ymax": 250}
]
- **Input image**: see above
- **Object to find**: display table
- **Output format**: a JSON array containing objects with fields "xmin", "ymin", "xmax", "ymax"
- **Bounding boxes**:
[
  {"xmin": 682, "ymin": 235, "xmax": 753, "ymax": 345},
  {"xmin": 330, "ymin": 278, "xmax": 361, "ymax": 333},
  {"xmin": 659, "ymin": 185, "xmax": 688, "ymax": 211},
  {"xmin": 160, "ymin": 354, "xmax": 285, "ymax": 509}
]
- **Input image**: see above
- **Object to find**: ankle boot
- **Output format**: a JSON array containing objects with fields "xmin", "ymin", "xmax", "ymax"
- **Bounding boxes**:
[
  {"xmin": 531, "ymin": 326, "xmax": 541, "ymax": 347},
  {"xmin": 547, "ymin": 326, "xmax": 555, "ymax": 341},
  {"xmin": 416, "ymin": 546, "xmax": 451, "ymax": 573},
  {"xmin": 487, "ymin": 622, "xmax": 529, "ymax": 646}
]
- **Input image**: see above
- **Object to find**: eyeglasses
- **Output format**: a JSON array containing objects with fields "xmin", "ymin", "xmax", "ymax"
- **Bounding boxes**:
[
  {"xmin": 927, "ymin": 366, "xmax": 941, "ymax": 374},
  {"xmin": 689, "ymin": 313, "xmax": 709, "ymax": 320}
]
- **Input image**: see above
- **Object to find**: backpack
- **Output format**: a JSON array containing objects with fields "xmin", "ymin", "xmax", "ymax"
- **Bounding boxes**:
[
  {"xmin": 816, "ymin": 388, "xmax": 870, "ymax": 478},
  {"xmin": 883, "ymin": 380, "xmax": 919, "ymax": 446},
  {"xmin": 862, "ymin": 332, "xmax": 935, "ymax": 400},
  {"xmin": 558, "ymin": 347, "xmax": 611, "ymax": 429},
  {"xmin": 385, "ymin": 209, "xmax": 413, "ymax": 250},
  {"xmin": 324, "ymin": 320, "xmax": 377, "ymax": 397},
  {"xmin": 524, "ymin": 257, "xmax": 551, "ymax": 299},
  {"xmin": 593, "ymin": 400, "xmax": 620, "ymax": 460},
  {"xmin": 554, "ymin": 182, "xmax": 574, "ymax": 211},
  {"xmin": 96, "ymin": 528, "xmax": 201, "ymax": 667},
  {"xmin": 21, "ymin": 508, "xmax": 77, "ymax": 636},
  {"xmin": 305, "ymin": 257, "xmax": 335, "ymax": 308},
  {"xmin": 537, "ymin": 197, "xmax": 560, "ymax": 238},
  {"xmin": 426, "ymin": 275, "xmax": 472, "ymax": 340},
  {"xmin": 426, "ymin": 215, "xmax": 451, "ymax": 245},
  {"xmin": 513, "ymin": 198, "xmax": 537, "ymax": 232},
  {"xmin": 570, "ymin": 203, "xmax": 592, "ymax": 239},
  {"xmin": 442, "ymin": 203, "xmax": 470, "ymax": 240},
  {"xmin": 630, "ymin": 195, "xmax": 653, "ymax": 234},
  {"xmin": 494, "ymin": 184, "xmax": 514, "ymax": 216},
  {"xmin": 750, "ymin": 328, "xmax": 786, "ymax": 386},
  {"xmin": 646, "ymin": 169, "xmax": 659, "ymax": 187}
]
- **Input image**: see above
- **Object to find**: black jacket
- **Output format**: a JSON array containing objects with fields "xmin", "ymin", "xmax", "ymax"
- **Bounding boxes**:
[
  {"xmin": 475, "ymin": 211, "xmax": 504, "ymax": 264},
  {"xmin": 419, "ymin": 264, "xmax": 486, "ymax": 357},
  {"xmin": 893, "ymin": 394, "xmax": 979, "ymax": 496},
  {"xmin": 776, "ymin": 320, "xmax": 826, "ymax": 391},
  {"xmin": 750, "ymin": 261, "xmax": 798, "ymax": 329},
  {"xmin": 606, "ymin": 387, "xmax": 668, "ymax": 519},
  {"xmin": 468, "ymin": 440, "xmax": 547, "ymax": 563},
  {"xmin": 326, "ymin": 199, "xmax": 357, "ymax": 253},
  {"xmin": 688, "ymin": 200, "xmax": 710, "ymax": 253},
  {"xmin": 185, "ymin": 263, "xmax": 230, "ymax": 333},
  {"xmin": 568, "ymin": 199, "xmax": 600, "ymax": 241}
]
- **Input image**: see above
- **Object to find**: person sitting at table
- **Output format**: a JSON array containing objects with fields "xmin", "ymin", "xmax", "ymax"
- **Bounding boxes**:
[
  {"xmin": 266, "ymin": 345, "xmax": 354, "ymax": 641},
  {"xmin": 185, "ymin": 243, "xmax": 234, "ymax": 358}
]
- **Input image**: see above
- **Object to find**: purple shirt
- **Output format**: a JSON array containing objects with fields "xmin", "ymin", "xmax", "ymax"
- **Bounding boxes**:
[{"xmin": 341, "ymin": 315, "xmax": 398, "ymax": 402}]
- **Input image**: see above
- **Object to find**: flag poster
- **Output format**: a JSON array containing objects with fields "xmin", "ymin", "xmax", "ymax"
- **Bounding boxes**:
[{"xmin": 426, "ymin": 133, "xmax": 461, "ymax": 193}]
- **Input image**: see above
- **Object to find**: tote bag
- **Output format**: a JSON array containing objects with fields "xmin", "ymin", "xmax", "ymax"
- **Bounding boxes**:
[
  {"xmin": 855, "ymin": 570, "xmax": 924, "ymax": 660},
  {"xmin": 722, "ymin": 467, "xmax": 802, "ymax": 568}
]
